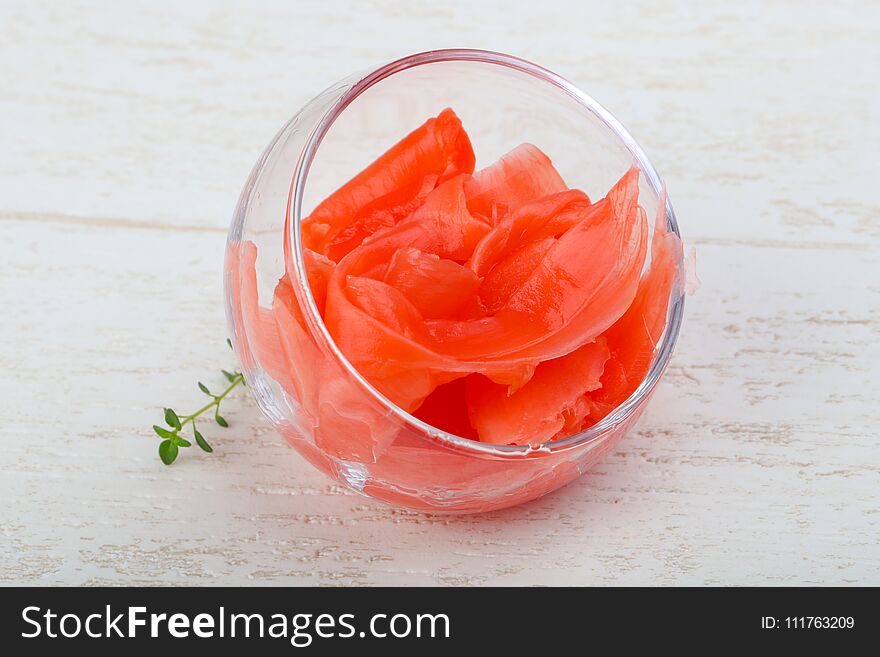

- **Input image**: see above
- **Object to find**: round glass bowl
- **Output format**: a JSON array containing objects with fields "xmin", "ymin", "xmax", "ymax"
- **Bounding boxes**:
[{"xmin": 225, "ymin": 49, "xmax": 684, "ymax": 513}]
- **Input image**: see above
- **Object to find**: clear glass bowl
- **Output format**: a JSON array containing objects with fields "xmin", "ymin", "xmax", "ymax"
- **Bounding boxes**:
[{"xmin": 225, "ymin": 49, "xmax": 685, "ymax": 513}]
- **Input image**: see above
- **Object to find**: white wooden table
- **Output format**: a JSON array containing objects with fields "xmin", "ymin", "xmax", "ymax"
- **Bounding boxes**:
[{"xmin": 3, "ymin": 0, "xmax": 878, "ymax": 586}]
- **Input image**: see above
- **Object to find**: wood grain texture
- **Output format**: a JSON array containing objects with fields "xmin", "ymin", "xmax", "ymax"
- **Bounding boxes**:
[{"xmin": 1, "ymin": 0, "xmax": 878, "ymax": 586}]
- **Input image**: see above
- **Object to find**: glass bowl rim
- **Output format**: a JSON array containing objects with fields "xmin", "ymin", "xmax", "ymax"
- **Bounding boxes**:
[{"xmin": 286, "ymin": 48, "xmax": 684, "ymax": 459}]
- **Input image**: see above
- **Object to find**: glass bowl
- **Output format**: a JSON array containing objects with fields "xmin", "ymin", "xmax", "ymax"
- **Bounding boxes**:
[{"xmin": 225, "ymin": 49, "xmax": 685, "ymax": 513}]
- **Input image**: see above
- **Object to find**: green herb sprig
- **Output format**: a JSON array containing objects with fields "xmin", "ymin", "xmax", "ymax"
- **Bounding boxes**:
[{"xmin": 152, "ymin": 339, "xmax": 245, "ymax": 465}]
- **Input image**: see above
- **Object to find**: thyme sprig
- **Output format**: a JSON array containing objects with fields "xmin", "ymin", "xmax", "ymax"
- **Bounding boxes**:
[{"xmin": 152, "ymin": 339, "xmax": 244, "ymax": 465}]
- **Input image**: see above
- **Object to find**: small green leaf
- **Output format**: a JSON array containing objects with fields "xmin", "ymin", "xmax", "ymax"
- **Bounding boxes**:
[
  {"xmin": 215, "ymin": 414, "xmax": 229, "ymax": 428},
  {"xmin": 198, "ymin": 382, "xmax": 211, "ymax": 395},
  {"xmin": 174, "ymin": 437, "xmax": 192, "ymax": 448},
  {"xmin": 153, "ymin": 425, "xmax": 175, "ymax": 439},
  {"xmin": 226, "ymin": 338, "xmax": 233, "ymax": 350},
  {"xmin": 159, "ymin": 439, "xmax": 179, "ymax": 465},
  {"xmin": 221, "ymin": 369, "xmax": 236, "ymax": 382},
  {"xmin": 164, "ymin": 408, "xmax": 181, "ymax": 429},
  {"xmin": 194, "ymin": 428, "xmax": 213, "ymax": 453}
]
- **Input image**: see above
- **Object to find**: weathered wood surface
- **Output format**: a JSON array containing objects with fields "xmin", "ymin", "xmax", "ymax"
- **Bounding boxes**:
[{"xmin": 1, "ymin": 0, "xmax": 878, "ymax": 585}]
